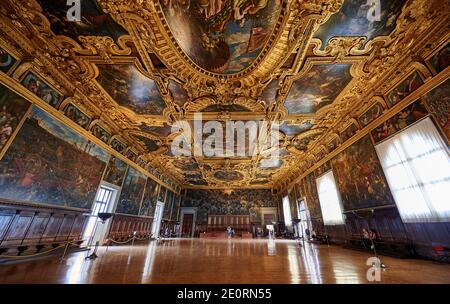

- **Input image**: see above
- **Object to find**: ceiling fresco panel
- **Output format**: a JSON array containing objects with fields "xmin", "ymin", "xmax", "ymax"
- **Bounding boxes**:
[
  {"xmin": 96, "ymin": 64, "xmax": 167, "ymax": 115},
  {"xmin": 284, "ymin": 64, "xmax": 353, "ymax": 115},
  {"xmin": 160, "ymin": 0, "xmax": 282, "ymax": 74}
]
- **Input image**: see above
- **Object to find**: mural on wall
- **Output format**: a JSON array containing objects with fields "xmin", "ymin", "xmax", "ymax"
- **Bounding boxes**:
[
  {"xmin": 116, "ymin": 166, "xmax": 147, "ymax": 215},
  {"xmin": 36, "ymin": 0, "xmax": 128, "ymax": 42},
  {"xmin": 103, "ymin": 155, "xmax": 128, "ymax": 186},
  {"xmin": 371, "ymin": 100, "xmax": 429, "ymax": 143},
  {"xmin": 429, "ymin": 43, "xmax": 449, "ymax": 74},
  {"xmin": 160, "ymin": 0, "xmax": 282, "ymax": 74},
  {"xmin": 386, "ymin": 71, "xmax": 424, "ymax": 107},
  {"xmin": 422, "ymin": 79, "xmax": 450, "ymax": 141},
  {"xmin": 140, "ymin": 178, "xmax": 159, "ymax": 217},
  {"xmin": 158, "ymin": 186, "xmax": 167, "ymax": 203},
  {"xmin": 96, "ymin": 64, "xmax": 166, "ymax": 115},
  {"xmin": 91, "ymin": 123, "xmax": 111, "ymax": 143},
  {"xmin": 21, "ymin": 72, "xmax": 63, "ymax": 108},
  {"xmin": 358, "ymin": 102, "xmax": 384, "ymax": 127},
  {"xmin": 171, "ymin": 194, "xmax": 180, "ymax": 221},
  {"xmin": 297, "ymin": 173, "xmax": 322, "ymax": 219},
  {"xmin": 0, "ymin": 47, "xmax": 17, "ymax": 74},
  {"xmin": 314, "ymin": 0, "xmax": 405, "ymax": 46},
  {"xmin": 284, "ymin": 64, "xmax": 353, "ymax": 114},
  {"xmin": 0, "ymin": 106, "xmax": 109, "ymax": 209},
  {"xmin": 64, "ymin": 104, "xmax": 91, "ymax": 129},
  {"xmin": 279, "ymin": 121, "xmax": 313, "ymax": 137},
  {"xmin": 331, "ymin": 135, "xmax": 395, "ymax": 211},
  {"xmin": 182, "ymin": 189, "xmax": 278, "ymax": 223},
  {"xmin": 0, "ymin": 84, "xmax": 31, "ymax": 154},
  {"xmin": 163, "ymin": 190, "xmax": 174, "ymax": 219}
]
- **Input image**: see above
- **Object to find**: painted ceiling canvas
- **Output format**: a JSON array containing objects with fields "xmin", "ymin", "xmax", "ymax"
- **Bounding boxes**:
[
  {"xmin": 284, "ymin": 64, "xmax": 353, "ymax": 114},
  {"xmin": 0, "ymin": 106, "xmax": 108, "ymax": 210},
  {"xmin": 314, "ymin": 0, "xmax": 405, "ymax": 47},
  {"xmin": 260, "ymin": 78, "xmax": 279, "ymax": 106},
  {"xmin": 96, "ymin": 64, "xmax": 166, "ymax": 115},
  {"xmin": 201, "ymin": 104, "xmax": 251, "ymax": 112},
  {"xmin": 168, "ymin": 80, "xmax": 189, "ymax": 106},
  {"xmin": 160, "ymin": 0, "xmax": 282, "ymax": 74},
  {"xmin": 279, "ymin": 121, "xmax": 313, "ymax": 137},
  {"xmin": 331, "ymin": 135, "xmax": 395, "ymax": 211},
  {"xmin": 37, "ymin": 0, "xmax": 128, "ymax": 42},
  {"xmin": 140, "ymin": 123, "xmax": 179, "ymax": 137}
]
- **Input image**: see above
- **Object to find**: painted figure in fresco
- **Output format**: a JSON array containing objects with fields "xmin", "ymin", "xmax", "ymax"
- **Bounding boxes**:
[
  {"xmin": 0, "ymin": 48, "xmax": 16, "ymax": 73},
  {"xmin": 161, "ymin": 0, "xmax": 281, "ymax": 73}
]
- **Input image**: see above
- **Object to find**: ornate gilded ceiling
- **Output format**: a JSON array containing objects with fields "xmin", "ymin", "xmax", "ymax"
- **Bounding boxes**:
[{"xmin": 0, "ymin": 0, "xmax": 448, "ymax": 190}]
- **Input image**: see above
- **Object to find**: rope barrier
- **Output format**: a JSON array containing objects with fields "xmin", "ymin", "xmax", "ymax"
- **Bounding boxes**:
[
  {"xmin": 107, "ymin": 234, "xmax": 152, "ymax": 245},
  {"xmin": 0, "ymin": 241, "xmax": 81, "ymax": 260}
]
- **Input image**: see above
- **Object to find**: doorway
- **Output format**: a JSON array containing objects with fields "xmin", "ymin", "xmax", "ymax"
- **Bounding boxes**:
[
  {"xmin": 181, "ymin": 213, "xmax": 194, "ymax": 237},
  {"xmin": 83, "ymin": 185, "xmax": 117, "ymax": 246},
  {"xmin": 151, "ymin": 202, "xmax": 164, "ymax": 238}
]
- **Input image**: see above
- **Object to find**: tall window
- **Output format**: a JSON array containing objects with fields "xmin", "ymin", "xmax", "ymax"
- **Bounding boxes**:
[
  {"xmin": 316, "ymin": 171, "xmax": 345, "ymax": 225},
  {"xmin": 282, "ymin": 196, "xmax": 292, "ymax": 227},
  {"xmin": 375, "ymin": 117, "xmax": 450, "ymax": 223}
]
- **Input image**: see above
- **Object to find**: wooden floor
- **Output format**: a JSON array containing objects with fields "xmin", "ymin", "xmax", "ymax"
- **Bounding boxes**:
[{"xmin": 1, "ymin": 239, "xmax": 450, "ymax": 284}]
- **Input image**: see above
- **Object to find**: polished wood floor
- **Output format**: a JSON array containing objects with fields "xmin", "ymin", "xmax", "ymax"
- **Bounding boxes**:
[{"xmin": 1, "ymin": 239, "xmax": 450, "ymax": 284}]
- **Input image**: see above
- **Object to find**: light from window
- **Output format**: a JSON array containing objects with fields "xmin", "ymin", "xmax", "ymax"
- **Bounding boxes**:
[
  {"xmin": 316, "ymin": 171, "xmax": 345, "ymax": 225},
  {"xmin": 282, "ymin": 196, "xmax": 292, "ymax": 227},
  {"xmin": 375, "ymin": 117, "xmax": 450, "ymax": 223}
]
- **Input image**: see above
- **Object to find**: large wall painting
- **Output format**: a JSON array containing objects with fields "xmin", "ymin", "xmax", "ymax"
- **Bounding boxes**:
[
  {"xmin": 96, "ymin": 64, "xmax": 166, "ymax": 115},
  {"xmin": 36, "ymin": 0, "xmax": 128, "ymax": 42},
  {"xmin": 331, "ymin": 135, "xmax": 395, "ymax": 211},
  {"xmin": 284, "ymin": 64, "xmax": 353, "ymax": 114},
  {"xmin": 163, "ymin": 190, "xmax": 174, "ymax": 219},
  {"xmin": 422, "ymin": 79, "xmax": 450, "ymax": 141},
  {"xmin": 314, "ymin": 0, "xmax": 405, "ymax": 47},
  {"xmin": 21, "ymin": 72, "xmax": 63, "ymax": 108},
  {"xmin": 0, "ymin": 84, "xmax": 31, "ymax": 156},
  {"xmin": 140, "ymin": 179, "xmax": 159, "ymax": 217},
  {"xmin": 182, "ymin": 189, "xmax": 278, "ymax": 223},
  {"xmin": 103, "ymin": 155, "xmax": 128, "ymax": 186},
  {"xmin": 0, "ymin": 106, "xmax": 109, "ymax": 210},
  {"xmin": 371, "ymin": 100, "xmax": 429, "ymax": 143},
  {"xmin": 297, "ymin": 173, "xmax": 322, "ymax": 219},
  {"xmin": 160, "ymin": 0, "xmax": 282, "ymax": 74},
  {"xmin": 116, "ymin": 167, "xmax": 147, "ymax": 215}
]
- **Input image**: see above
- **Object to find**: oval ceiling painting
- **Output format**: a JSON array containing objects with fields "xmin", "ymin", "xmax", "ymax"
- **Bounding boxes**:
[{"xmin": 160, "ymin": 0, "xmax": 282, "ymax": 74}]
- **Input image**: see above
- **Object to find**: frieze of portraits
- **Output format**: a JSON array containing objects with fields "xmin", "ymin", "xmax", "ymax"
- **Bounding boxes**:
[
  {"xmin": 422, "ymin": 79, "xmax": 450, "ymax": 141},
  {"xmin": 331, "ymin": 135, "xmax": 395, "ymax": 211},
  {"xmin": 386, "ymin": 72, "xmax": 424, "ymax": 107},
  {"xmin": 0, "ymin": 106, "xmax": 108, "ymax": 210},
  {"xmin": 428, "ymin": 43, "xmax": 449, "ymax": 74},
  {"xmin": 358, "ymin": 102, "xmax": 384, "ymax": 127},
  {"xmin": 340, "ymin": 123, "xmax": 358, "ymax": 143},
  {"xmin": 284, "ymin": 64, "xmax": 353, "ymax": 114},
  {"xmin": 110, "ymin": 138, "xmax": 126, "ymax": 153},
  {"xmin": 64, "ymin": 104, "xmax": 91, "ymax": 129},
  {"xmin": 0, "ymin": 47, "xmax": 18, "ymax": 74},
  {"xmin": 0, "ymin": 84, "xmax": 31, "ymax": 155},
  {"xmin": 21, "ymin": 72, "xmax": 63, "ymax": 108},
  {"xmin": 91, "ymin": 123, "xmax": 111, "ymax": 143},
  {"xmin": 116, "ymin": 166, "xmax": 147, "ymax": 215},
  {"xmin": 371, "ymin": 100, "xmax": 429, "ymax": 143}
]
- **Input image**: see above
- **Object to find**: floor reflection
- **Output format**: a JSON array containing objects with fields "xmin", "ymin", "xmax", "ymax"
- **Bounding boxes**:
[{"xmin": 1, "ymin": 239, "xmax": 450, "ymax": 284}]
